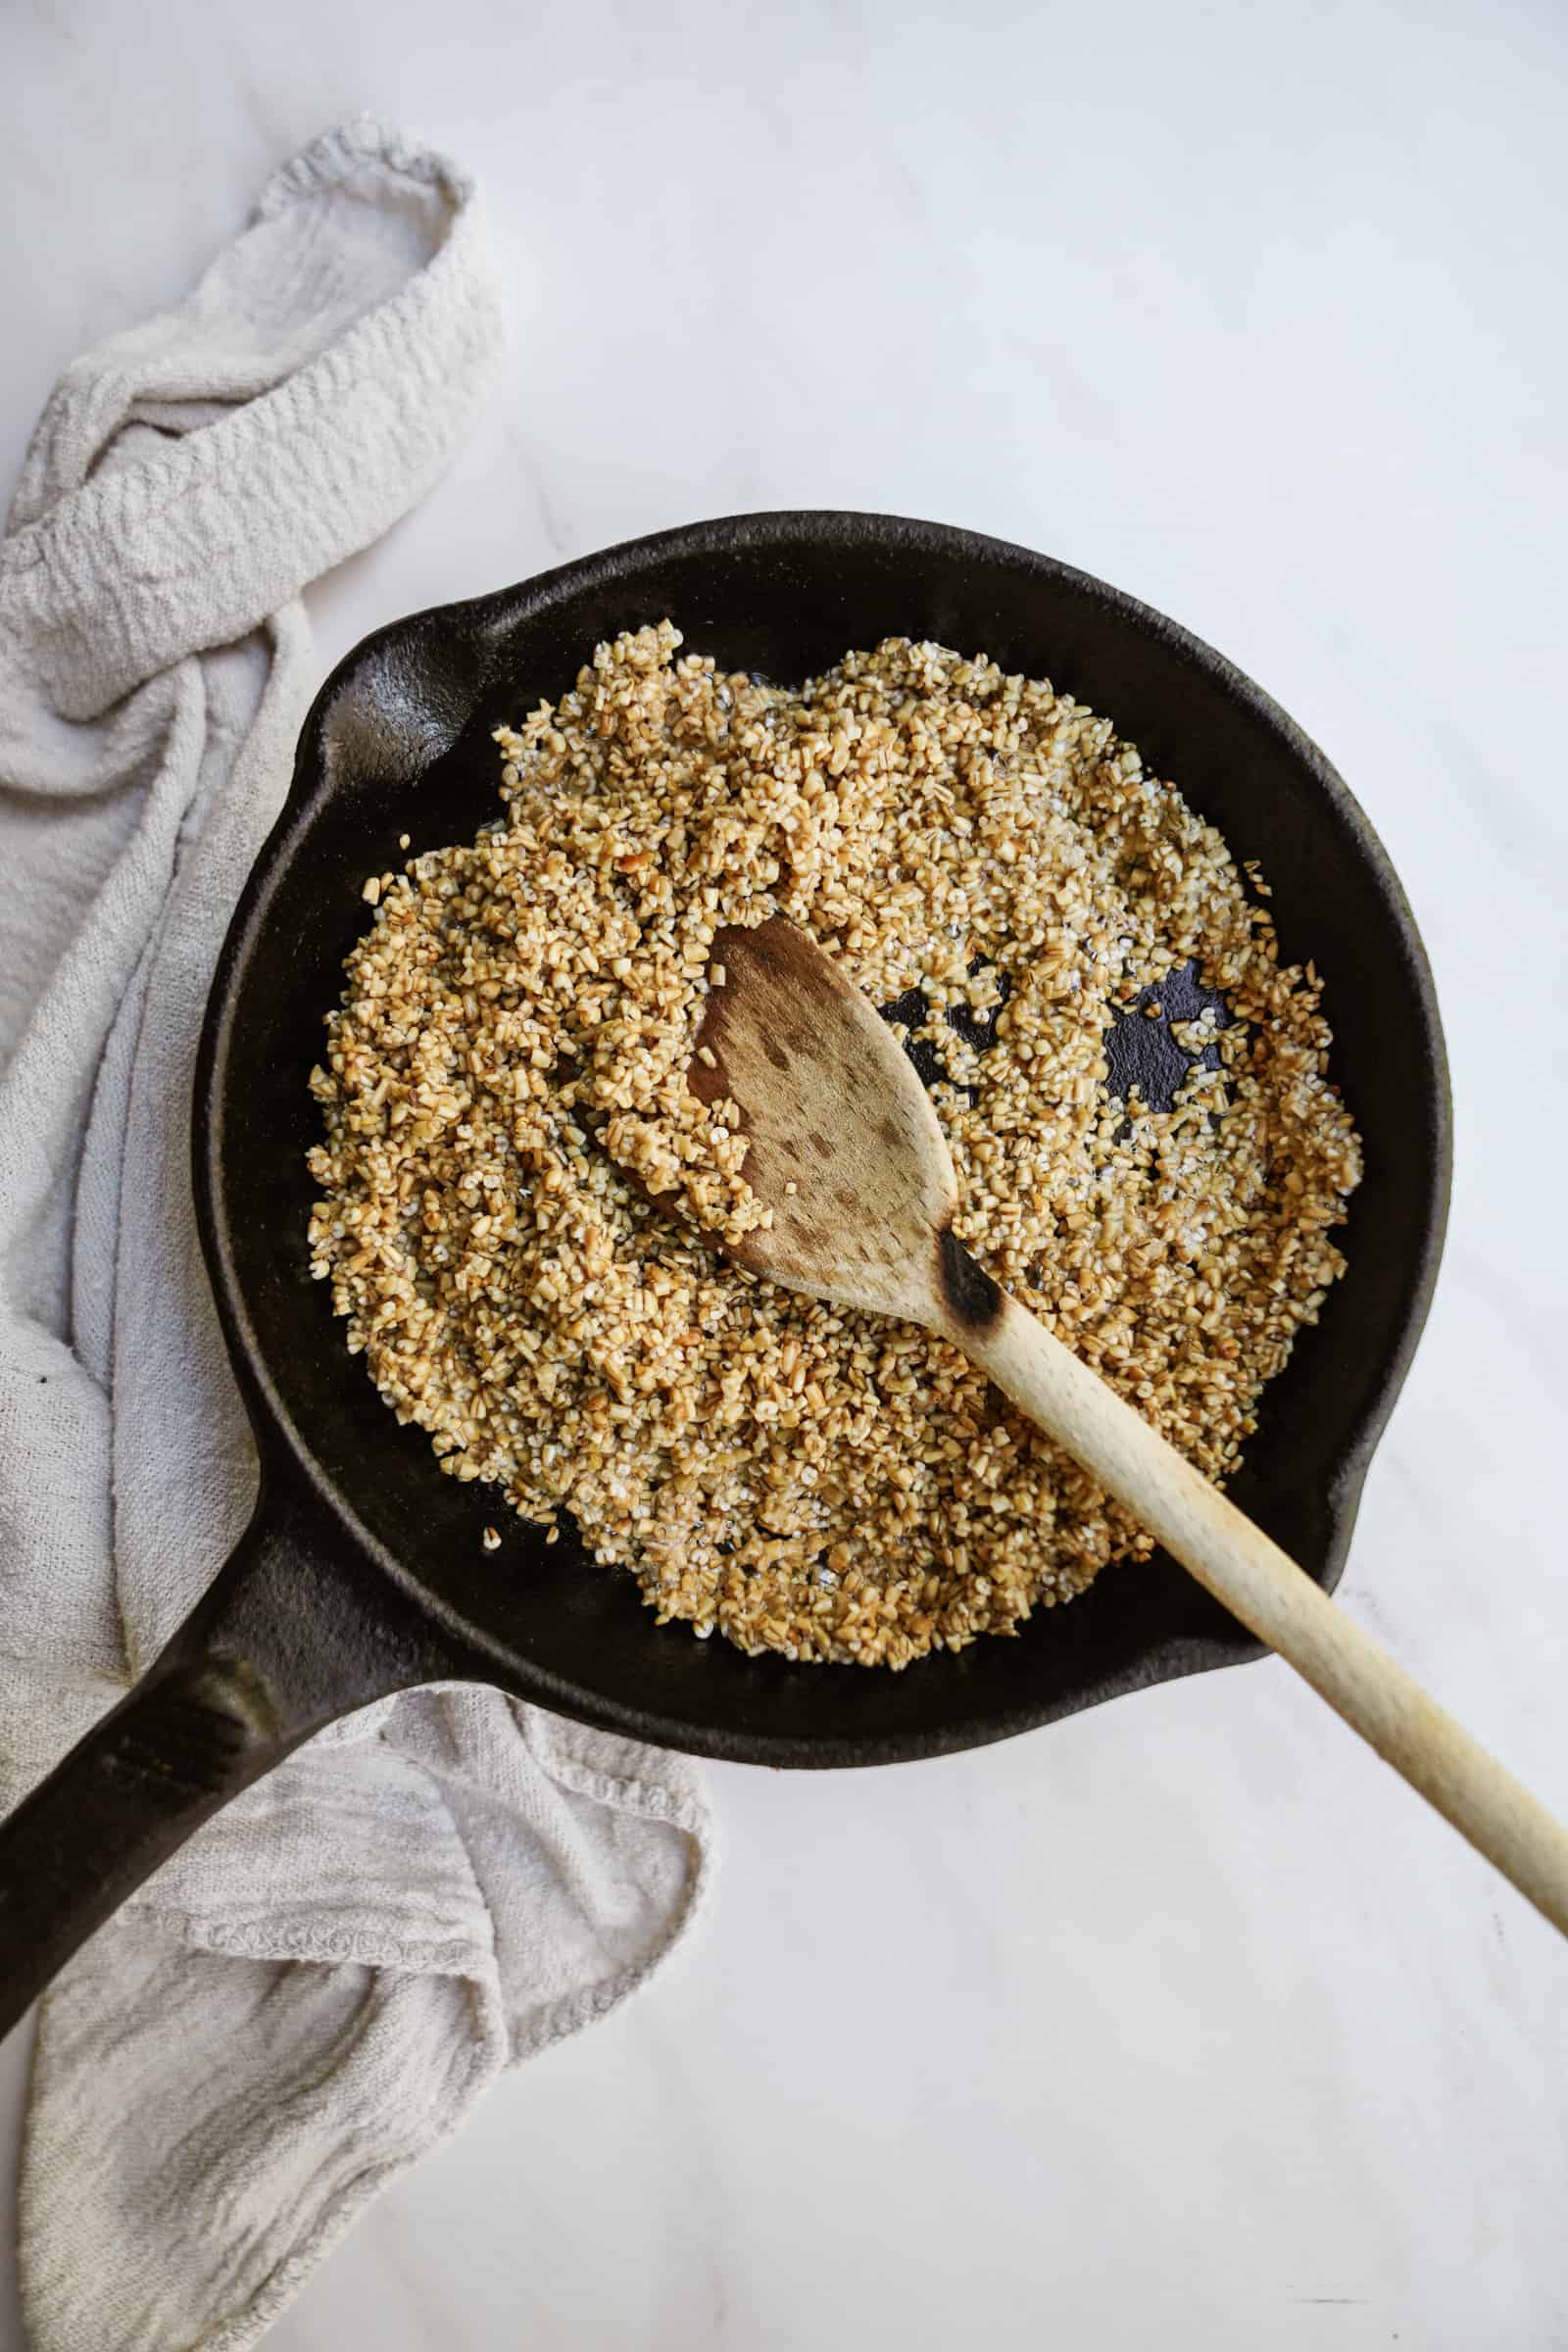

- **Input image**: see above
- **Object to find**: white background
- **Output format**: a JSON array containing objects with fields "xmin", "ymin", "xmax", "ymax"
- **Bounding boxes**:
[{"xmin": 4, "ymin": 0, "xmax": 1567, "ymax": 2344}]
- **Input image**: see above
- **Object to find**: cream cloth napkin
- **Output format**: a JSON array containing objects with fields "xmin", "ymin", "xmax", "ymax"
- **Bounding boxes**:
[{"xmin": 0, "ymin": 118, "xmax": 710, "ymax": 2352}]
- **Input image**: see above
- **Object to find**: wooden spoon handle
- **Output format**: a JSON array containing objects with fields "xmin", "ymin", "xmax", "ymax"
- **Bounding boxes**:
[{"xmin": 956, "ymin": 1282, "xmax": 1568, "ymax": 1937}]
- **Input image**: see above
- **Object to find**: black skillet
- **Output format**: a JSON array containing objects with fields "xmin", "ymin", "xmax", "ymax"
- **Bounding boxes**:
[{"xmin": 0, "ymin": 512, "xmax": 1450, "ymax": 2036}]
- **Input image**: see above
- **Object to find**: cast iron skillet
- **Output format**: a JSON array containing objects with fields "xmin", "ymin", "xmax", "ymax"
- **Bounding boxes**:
[{"xmin": 0, "ymin": 512, "xmax": 1450, "ymax": 2035}]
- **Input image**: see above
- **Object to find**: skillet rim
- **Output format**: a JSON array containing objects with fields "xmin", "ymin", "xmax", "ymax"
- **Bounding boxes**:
[{"xmin": 191, "ymin": 509, "xmax": 1452, "ymax": 1766}]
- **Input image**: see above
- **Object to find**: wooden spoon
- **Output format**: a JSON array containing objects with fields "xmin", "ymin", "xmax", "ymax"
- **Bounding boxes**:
[{"xmin": 690, "ymin": 915, "xmax": 1568, "ymax": 1936}]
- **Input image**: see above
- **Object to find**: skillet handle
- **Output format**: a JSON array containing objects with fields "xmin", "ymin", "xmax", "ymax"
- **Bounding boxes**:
[{"xmin": 0, "ymin": 1484, "xmax": 462, "ymax": 2044}]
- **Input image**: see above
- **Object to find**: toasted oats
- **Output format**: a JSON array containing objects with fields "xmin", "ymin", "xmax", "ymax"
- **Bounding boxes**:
[{"xmin": 308, "ymin": 624, "xmax": 1360, "ymax": 1667}]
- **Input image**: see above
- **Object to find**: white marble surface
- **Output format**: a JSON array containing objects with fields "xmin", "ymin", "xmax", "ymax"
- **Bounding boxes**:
[{"xmin": 5, "ymin": 0, "xmax": 1568, "ymax": 2343}]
